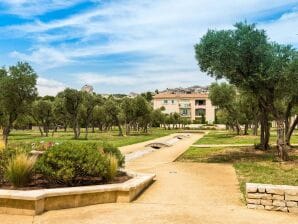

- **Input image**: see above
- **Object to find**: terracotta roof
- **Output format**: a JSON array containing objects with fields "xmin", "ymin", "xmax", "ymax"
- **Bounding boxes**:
[{"xmin": 153, "ymin": 92, "xmax": 209, "ymax": 99}]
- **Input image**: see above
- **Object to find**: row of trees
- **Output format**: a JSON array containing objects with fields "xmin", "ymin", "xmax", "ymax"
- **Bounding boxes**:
[
  {"xmin": 0, "ymin": 62, "xmax": 191, "ymax": 147},
  {"xmin": 195, "ymin": 22, "xmax": 298, "ymax": 161}
]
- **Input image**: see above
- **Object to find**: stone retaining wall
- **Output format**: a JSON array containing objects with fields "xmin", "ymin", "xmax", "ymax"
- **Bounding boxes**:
[
  {"xmin": 0, "ymin": 171, "xmax": 155, "ymax": 215},
  {"xmin": 246, "ymin": 183, "xmax": 298, "ymax": 213}
]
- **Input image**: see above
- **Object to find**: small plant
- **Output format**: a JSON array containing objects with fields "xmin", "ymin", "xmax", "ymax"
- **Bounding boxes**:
[
  {"xmin": 5, "ymin": 153, "xmax": 36, "ymax": 188},
  {"xmin": 105, "ymin": 154, "xmax": 119, "ymax": 181},
  {"xmin": 102, "ymin": 142, "xmax": 125, "ymax": 167}
]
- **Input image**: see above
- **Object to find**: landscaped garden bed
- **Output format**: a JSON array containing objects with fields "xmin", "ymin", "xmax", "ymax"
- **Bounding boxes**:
[{"xmin": 0, "ymin": 141, "xmax": 155, "ymax": 215}]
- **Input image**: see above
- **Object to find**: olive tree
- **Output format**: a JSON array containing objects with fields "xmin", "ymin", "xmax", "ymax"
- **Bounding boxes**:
[{"xmin": 0, "ymin": 62, "xmax": 37, "ymax": 146}]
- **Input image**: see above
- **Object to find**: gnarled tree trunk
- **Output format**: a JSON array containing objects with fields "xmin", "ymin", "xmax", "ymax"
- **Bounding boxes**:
[{"xmin": 276, "ymin": 119, "xmax": 289, "ymax": 161}]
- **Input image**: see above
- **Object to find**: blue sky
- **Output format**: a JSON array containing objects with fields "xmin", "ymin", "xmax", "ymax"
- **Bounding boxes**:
[{"xmin": 0, "ymin": 0, "xmax": 297, "ymax": 96}]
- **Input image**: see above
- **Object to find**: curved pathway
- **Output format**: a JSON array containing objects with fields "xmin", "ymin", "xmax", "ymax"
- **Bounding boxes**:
[{"xmin": 1, "ymin": 132, "xmax": 297, "ymax": 223}]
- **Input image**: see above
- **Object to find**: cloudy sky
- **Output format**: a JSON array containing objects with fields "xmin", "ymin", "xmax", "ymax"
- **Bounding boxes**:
[{"xmin": 0, "ymin": 0, "xmax": 297, "ymax": 96}]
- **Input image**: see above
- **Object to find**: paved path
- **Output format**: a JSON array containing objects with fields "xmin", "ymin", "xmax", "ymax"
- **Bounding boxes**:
[{"xmin": 1, "ymin": 133, "xmax": 297, "ymax": 223}]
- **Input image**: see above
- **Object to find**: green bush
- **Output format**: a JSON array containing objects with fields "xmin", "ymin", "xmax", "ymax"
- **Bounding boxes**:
[
  {"xmin": 35, "ymin": 142, "xmax": 111, "ymax": 185},
  {"xmin": 5, "ymin": 153, "xmax": 36, "ymax": 188},
  {"xmin": 103, "ymin": 142, "xmax": 125, "ymax": 167}
]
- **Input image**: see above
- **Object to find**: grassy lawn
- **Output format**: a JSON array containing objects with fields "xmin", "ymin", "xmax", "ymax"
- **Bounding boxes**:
[
  {"xmin": 6, "ymin": 128, "xmax": 176, "ymax": 148},
  {"xmin": 179, "ymin": 146, "xmax": 298, "ymax": 196},
  {"xmin": 194, "ymin": 130, "xmax": 298, "ymax": 145}
]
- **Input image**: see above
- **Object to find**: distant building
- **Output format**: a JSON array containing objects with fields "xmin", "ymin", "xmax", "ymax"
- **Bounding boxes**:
[
  {"xmin": 153, "ymin": 92, "xmax": 215, "ymax": 123},
  {"xmin": 81, "ymin": 84, "xmax": 94, "ymax": 93}
]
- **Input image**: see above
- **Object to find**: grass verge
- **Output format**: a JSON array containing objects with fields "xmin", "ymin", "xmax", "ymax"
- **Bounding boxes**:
[{"xmin": 178, "ymin": 146, "xmax": 298, "ymax": 196}]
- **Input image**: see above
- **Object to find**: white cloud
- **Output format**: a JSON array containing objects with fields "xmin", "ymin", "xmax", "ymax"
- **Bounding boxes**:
[
  {"xmin": 0, "ymin": 0, "xmax": 85, "ymax": 17},
  {"xmin": 10, "ymin": 47, "xmax": 72, "ymax": 70},
  {"xmin": 37, "ymin": 77, "xmax": 66, "ymax": 96},
  {"xmin": 5, "ymin": 0, "xmax": 298, "ymax": 93},
  {"xmin": 261, "ymin": 12, "xmax": 298, "ymax": 46}
]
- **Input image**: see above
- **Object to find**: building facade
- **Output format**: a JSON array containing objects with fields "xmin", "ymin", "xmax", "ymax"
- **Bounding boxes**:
[{"xmin": 153, "ymin": 92, "xmax": 215, "ymax": 123}]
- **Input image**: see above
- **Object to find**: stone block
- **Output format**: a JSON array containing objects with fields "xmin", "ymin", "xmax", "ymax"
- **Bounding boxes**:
[
  {"xmin": 272, "ymin": 194, "xmax": 284, "ymax": 200},
  {"xmin": 247, "ymin": 198, "xmax": 260, "ymax": 204},
  {"xmin": 284, "ymin": 188, "xmax": 298, "ymax": 196},
  {"xmin": 261, "ymin": 199, "xmax": 272, "ymax": 206},
  {"xmin": 247, "ymin": 193, "xmax": 272, "ymax": 199},
  {"xmin": 288, "ymin": 207, "xmax": 298, "ymax": 213},
  {"xmin": 285, "ymin": 194, "xmax": 298, "ymax": 201},
  {"xmin": 265, "ymin": 206, "xmax": 288, "ymax": 212},
  {"xmin": 246, "ymin": 184, "xmax": 258, "ymax": 193},
  {"xmin": 272, "ymin": 200, "xmax": 286, "ymax": 207},
  {"xmin": 247, "ymin": 204, "xmax": 264, "ymax": 210},
  {"xmin": 266, "ymin": 187, "xmax": 284, "ymax": 195},
  {"xmin": 286, "ymin": 201, "xmax": 298, "ymax": 207},
  {"xmin": 257, "ymin": 186, "xmax": 266, "ymax": 193}
]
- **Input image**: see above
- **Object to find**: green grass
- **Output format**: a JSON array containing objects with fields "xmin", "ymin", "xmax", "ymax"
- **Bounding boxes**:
[
  {"xmin": 195, "ymin": 130, "xmax": 298, "ymax": 145},
  {"xmin": 194, "ymin": 131, "xmax": 259, "ymax": 145},
  {"xmin": 7, "ymin": 128, "xmax": 176, "ymax": 148},
  {"xmin": 178, "ymin": 145, "xmax": 298, "ymax": 196}
]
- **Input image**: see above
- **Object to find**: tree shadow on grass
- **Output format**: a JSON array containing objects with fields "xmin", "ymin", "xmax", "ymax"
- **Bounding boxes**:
[{"xmin": 203, "ymin": 148, "xmax": 289, "ymax": 163}]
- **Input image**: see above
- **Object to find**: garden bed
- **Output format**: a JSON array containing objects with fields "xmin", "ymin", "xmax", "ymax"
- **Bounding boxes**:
[
  {"xmin": 0, "ymin": 171, "xmax": 155, "ymax": 215},
  {"xmin": 0, "ymin": 171, "xmax": 131, "ymax": 190}
]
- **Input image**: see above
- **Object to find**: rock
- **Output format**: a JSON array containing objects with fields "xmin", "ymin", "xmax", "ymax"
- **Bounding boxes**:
[
  {"xmin": 247, "ymin": 198, "xmax": 260, "ymax": 204},
  {"xmin": 272, "ymin": 200, "xmax": 286, "ymax": 207},
  {"xmin": 286, "ymin": 201, "xmax": 298, "ymax": 207},
  {"xmin": 265, "ymin": 206, "xmax": 288, "ymax": 212},
  {"xmin": 247, "ymin": 204, "xmax": 264, "ymax": 210},
  {"xmin": 285, "ymin": 194, "xmax": 298, "ymax": 201},
  {"xmin": 261, "ymin": 199, "xmax": 272, "ymax": 206},
  {"xmin": 246, "ymin": 184, "xmax": 258, "ymax": 193},
  {"xmin": 258, "ymin": 186, "xmax": 266, "ymax": 193},
  {"xmin": 288, "ymin": 207, "xmax": 298, "ymax": 213},
  {"xmin": 247, "ymin": 193, "xmax": 272, "ymax": 200},
  {"xmin": 266, "ymin": 187, "xmax": 284, "ymax": 195},
  {"xmin": 272, "ymin": 194, "xmax": 284, "ymax": 200},
  {"xmin": 284, "ymin": 188, "xmax": 298, "ymax": 196}
]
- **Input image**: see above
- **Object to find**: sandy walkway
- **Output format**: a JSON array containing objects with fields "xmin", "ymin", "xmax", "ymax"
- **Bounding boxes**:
[{"xmin": 1, "ymin": 132, "xmax": 297, "ymax": 223}]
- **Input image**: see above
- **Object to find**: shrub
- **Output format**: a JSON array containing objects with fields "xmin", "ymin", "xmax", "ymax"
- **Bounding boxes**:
[
  {"xmin": 5, "ymin": 153, "xmax": 36, "ymax": 188},
  {"xmin": 103, "ymin": 142, "xmax": 125, "ymax": 167},
  {"xmin": 105, "ymin": 154, "xmax": 119, "ymax": 181},
  {"xmin": 35, "ymin": 142, "xmax": 109, "ymax": 185}
]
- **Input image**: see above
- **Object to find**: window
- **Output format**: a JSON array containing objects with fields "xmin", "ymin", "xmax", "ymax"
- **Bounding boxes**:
[
  {"xmin": 163, "ymin": 99, "xmax": 168, "ymax": 104},
  {"xmin": 195, "ymin": 100, "xmax": 206, "ymax": 105},
  {"xmin": 180, "ymin": 108, "xmax": 190, "ymax": 116},
  {"xmin": 171, "ymin": 100, "xmax": 175, "ymax": 104},
  {"xmin": 195, "ymin": 109, "xmax": 206, "ymax": 116}
]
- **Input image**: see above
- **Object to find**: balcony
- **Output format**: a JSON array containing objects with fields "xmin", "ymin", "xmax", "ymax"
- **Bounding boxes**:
[
  {"xmin": 179, "ymin": 103, "xmax": 191, "ymax": 108},
  {"xmin": 195, "ymin": 104, "xmax": 206, "ymax": 109}
]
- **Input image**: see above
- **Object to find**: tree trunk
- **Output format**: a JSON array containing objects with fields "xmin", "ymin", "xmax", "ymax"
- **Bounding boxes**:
[
  {"xmin": 244, "ymin": 123, "xmax": 248, "ymax": 135},
  {"xmin": 259, "ymin": 109, "xmax": 270, "ymax": 150},
  {"xmin": 2, "ymin": 126, "xmax": 10, "ymax": 148},
  {"xmin": 276, "ymin": 119, "xmax": 289, "ymax": 161},
  {"xmin": 85, "ymin": 126, "xmax": 88, "ymax": 140},
  {"xmin": 253, "ymin": 120, "xmax": 258, "ymax": 136},
  {"xmin": 285, "ymin": 115, "xmax": 298, "ymax": 147}
]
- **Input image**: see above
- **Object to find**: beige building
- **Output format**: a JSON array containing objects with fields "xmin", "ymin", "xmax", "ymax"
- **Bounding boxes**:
[{"xmin": 153, "ymin": 92, "xmax": 215, "ymax": 123}]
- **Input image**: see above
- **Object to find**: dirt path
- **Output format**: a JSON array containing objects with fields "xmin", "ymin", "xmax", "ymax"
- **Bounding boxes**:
[{"xmin": 1, "ymin": 132, "xmax": 297, "ymax": 223}]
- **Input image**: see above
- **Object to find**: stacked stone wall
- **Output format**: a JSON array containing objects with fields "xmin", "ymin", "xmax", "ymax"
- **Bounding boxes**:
[{"xmin": 246, "ymin": 183, "xmax": 298, "ymax": 213}]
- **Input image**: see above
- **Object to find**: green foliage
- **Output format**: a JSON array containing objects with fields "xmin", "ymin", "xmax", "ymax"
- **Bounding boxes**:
[
  {"xmin": 35, "ymin": 142, "xmax": 108, "ymax": 185},
  {"xmin": 102, "ymin": 142, "xmax": 125, "ymax": 167},
  {"xmin": 5, "ymin": 153, "xmax": 36, "ymax": 188},
  {"xmin": 105, "ymin": 154, "xmax": 119, "ymax": 181},
  {"xmin": 31, "ymin": 99, "xmax": 54, "ymax": 136},
  {"xmin": 58, "ymin": 88, "xmax": 84, "ymax": 139},
  {"xmin": 0, "ymin": 62, "xmax": 37, "ymax": 145}
]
